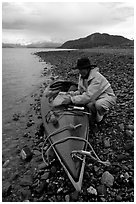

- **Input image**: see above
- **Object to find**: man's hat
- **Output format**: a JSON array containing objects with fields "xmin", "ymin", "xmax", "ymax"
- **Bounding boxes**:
[{"xmin": 74, "ymin": 57, "xmax": 97, "ymax": 70}]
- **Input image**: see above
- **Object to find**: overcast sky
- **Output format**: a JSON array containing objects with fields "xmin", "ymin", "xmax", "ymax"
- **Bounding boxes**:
[{"xmin": 2, "ymin": 1, "xmax": 134, "ymax": 45}]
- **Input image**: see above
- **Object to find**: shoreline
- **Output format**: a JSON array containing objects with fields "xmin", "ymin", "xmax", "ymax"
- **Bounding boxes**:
[{"xmin": 3, "ymin": 48, "xmax": 134, "ymax": 202}]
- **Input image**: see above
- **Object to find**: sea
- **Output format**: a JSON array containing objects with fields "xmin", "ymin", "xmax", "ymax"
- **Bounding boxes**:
[{"xmin": 2, "ymin": 48, "xmax": 66, "ymax": 137}]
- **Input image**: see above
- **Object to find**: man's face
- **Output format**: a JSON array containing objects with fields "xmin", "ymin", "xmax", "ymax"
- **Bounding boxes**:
[{"xmin": 79, "ymin": 68, "xmax": 90, "ymax": 79}]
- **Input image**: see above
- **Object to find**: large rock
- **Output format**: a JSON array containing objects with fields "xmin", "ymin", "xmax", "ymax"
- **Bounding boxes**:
[
  {"xmin": 20, "ymin": 188, "xmax": 31, "ymax": 200},
  {"xmin": 97, "ymin": 184, "xmax": 107, "ymax": 196},
  {"xmin": 2, "ymin": 181, "xmax": 12, "ymax": 197},
  {"xmin": 101, "ymin": 171, "xmax": 114, "ymax": 187},
  {"xmin": 19, "ymin": 175, "xmax": 33, "ymax": 187}
]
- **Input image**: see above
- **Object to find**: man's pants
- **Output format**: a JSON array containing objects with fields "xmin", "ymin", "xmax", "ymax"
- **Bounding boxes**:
[{"xmin": 87, "ymin": 94, "xmax": 117, "ymax": 122}]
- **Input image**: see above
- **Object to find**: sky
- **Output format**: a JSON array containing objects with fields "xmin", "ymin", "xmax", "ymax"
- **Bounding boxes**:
[{"xmin": 2, "ymin": 1, "xmax": 134, "ymax": 45}]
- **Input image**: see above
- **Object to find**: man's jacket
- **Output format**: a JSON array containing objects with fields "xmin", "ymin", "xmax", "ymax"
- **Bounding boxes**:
[{"xmin": 71, "ymin": 67, "xmax": 115, "ymax": 105}]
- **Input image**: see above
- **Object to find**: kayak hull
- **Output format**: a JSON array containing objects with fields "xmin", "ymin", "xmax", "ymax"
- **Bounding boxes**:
[{"xmin": 41, "ymin": 81, "xmax": 89, "ymax": 191}]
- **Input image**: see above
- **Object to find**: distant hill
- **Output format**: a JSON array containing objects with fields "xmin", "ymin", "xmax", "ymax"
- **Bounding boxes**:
[
  {"xmin": 2, "ymin": 43, "xmax": 25, "ymax": 48},
  {"xmin": 26, "ymin": 42, "xmax": 62, "ymax": 48},
  {"xmin": 2, "ymin": 42, "xmax": 62, "ymax": 48},
  {"xmin": 59, "ymin": 33, "xmax": 134, "ymax": 49}
]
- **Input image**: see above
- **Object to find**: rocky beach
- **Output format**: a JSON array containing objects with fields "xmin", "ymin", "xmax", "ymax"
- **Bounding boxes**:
[{"xmin": 2, "ymin": 48, "xmax": 134, "ymax": 202}]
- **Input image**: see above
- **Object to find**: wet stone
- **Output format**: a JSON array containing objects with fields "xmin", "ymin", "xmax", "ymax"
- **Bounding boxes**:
[
  {"xmin": 2, "ymin": 181, "xmax": 12, "ymax": 197},
  {"xmin": 116, "ymin": 154, "xmax": 128, "ymax": 161},
  {"xmin": 124, "ymin": 141, "xmax": 134, "ymax": 151},
  {"xmin": 125, "ymin": 130, "xmax": 133, "ymax": 137},
  {"xmin": 70, "ymin": 190, "xmax": 79, "ymax": 201},
  {"xmin": 41, "ymin": 171, "xmax": 50, "ymax": 180},
  {"xmin": 97, "ymin": 184, "xmax": 107, "ymax": 196},
  {"xmin": 3, "ymin": 159, "xmax": 10, "ymax": 168},
  {"xmin": 116, "ymin": 195, "xmax": 122, "ymax": 201},
  {"xmin": 101, "ymin": 171, "xmax": 114, "ymax": 187},
  {"xmin": 20, "ymin": 146, "xmax": 33, "ymax": 161},
  {"xmin": 126, "ymin": 124, "xmax": 134, "ymax": 131},
  {"xmin": 38, "ymin": 162, "xmax": 48, "ymax": 170},
  {"xmin": 35, "ymin": 181, "xmax": 47, "ymax": 194},
  {"xmin": 20, "ymin": 188, "xmax": 31, "ymax": 200},
  {"xmin": 23, "ymin": 133, "xmax": 29, "ymax": 137},
  {"xmin": 50, "ymin": 166, "xmax": 57, "ymax": 174},
  {"xmin": 33, "ymin": 150, "xmax": 41, "ymax": 156},
  {"xmin": 87, "ymin": 186, "xmax": 97, "ymax": 195},
  {"xmin": 103, "ymin": 137, "xmax": 110, "ymax": 148},
  {"xmin": 65, "ymin": 194, "xmax": 70, "ymax": 202},
  {"xmin": 118, "ymin": 123, "xmax": 125, "ymax": 131},
  {"xmin": 19, "ymin": 175, "xmax": 33, "ymax": 186}
]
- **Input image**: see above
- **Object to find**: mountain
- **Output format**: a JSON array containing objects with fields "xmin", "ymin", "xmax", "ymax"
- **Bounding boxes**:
[
  {"xmin": 26, "ymin": 42, "xmax": 62, "ymax": 48},
  {"xmin": 59, "ymin": 33, "xmax": 134, "ymax": 49},
  {"xmin": 2, "ymin": 42, "xmax": 62, "ymax": 48},
  {"xmin": 2, "ymin": 43, "xmax": 25, "ymax": 48}
]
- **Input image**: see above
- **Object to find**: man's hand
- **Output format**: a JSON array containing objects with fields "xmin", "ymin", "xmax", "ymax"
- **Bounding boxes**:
[
  {"xmin": 62, "ymin": 97, "xmax": 72, "ymax": 105},
  {"xmin": 69, "ymin": 90, "xmax": 80, "ymax": 96}
]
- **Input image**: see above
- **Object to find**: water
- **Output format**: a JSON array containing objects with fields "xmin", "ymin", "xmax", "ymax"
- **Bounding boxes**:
[{"xmin": 2, "ymin": 48, "xmax": 54, "ymax": 129}]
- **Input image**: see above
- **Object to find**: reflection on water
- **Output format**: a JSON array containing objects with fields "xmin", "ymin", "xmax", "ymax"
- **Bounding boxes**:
[{"xmin": 2, "ymin": 48, "xmax": 48, "ymax": 127}]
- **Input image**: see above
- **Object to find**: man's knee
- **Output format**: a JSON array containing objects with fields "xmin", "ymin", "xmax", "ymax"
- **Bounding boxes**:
[{"xmin": 95, "ymin": 100, "xmax": 109, "ymax": 115}]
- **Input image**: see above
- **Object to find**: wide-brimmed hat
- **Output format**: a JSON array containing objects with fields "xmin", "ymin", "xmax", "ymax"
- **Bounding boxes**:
[{"xmin": 74, "ymin": 57, "xmax": 97, "ymax": 70}]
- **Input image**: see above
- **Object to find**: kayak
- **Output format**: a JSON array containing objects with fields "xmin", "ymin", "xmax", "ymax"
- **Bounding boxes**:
[{"xmin": 41, "ymin": 80, "xmax": 90, "ymax": 191}]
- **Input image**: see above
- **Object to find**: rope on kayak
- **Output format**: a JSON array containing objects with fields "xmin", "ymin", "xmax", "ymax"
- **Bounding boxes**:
[
  {"xmin": 41, "ymin": 124, "xmax": 82, "ymax": 164},
  {"xmin": 45, "ymin": 108, "xmax": 89, "ymax": 124},
  {"xmin": 42, "ymin": 135, "xmax": 110, "ymax": 167}
]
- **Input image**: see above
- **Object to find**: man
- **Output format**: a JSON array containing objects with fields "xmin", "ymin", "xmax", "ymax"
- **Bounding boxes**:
[{"xmin": 65, "ymin": 57, "xmax": 116, "ymax": 123}]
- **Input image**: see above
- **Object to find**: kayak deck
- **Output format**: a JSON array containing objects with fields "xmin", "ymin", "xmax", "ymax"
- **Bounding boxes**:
[{"xmin": 41, "ymin": 81, "xmax": 90, "ymax": 191}]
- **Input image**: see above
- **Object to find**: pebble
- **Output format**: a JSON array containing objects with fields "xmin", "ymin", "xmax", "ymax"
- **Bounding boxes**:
[
  {"xmin": 116, "ymin": 195, "xmax": 122, "ymax": 201},
  {"xmin": 57, "ymin": 187, "xmax": 63, "ymax": 194},
  {"xmin": 124, "ymin": 172, "xmax": 129, "ymax": 180},
  {"xmin": 125, "ymin": 130, "xmax": 133, "ymax": 137},
  {"xmin": 27, "ymin": 121, "xmax": 33, "ymax": 127},
  {"xmin": 119, "ymin": 123, "xmax": 125, "ymax": 131},
  {"xmin": 20, "ymin": 146, "xmax": 33, "ymax": 161},
  {"xmin": 19, "ymin": 175, "xmax": 33, "ymax": 187},
  {"xmin": 116, "ymin": 154, "xmax": 128, "ymax": 161},
  {"xmin": 3, "ymin": 159, "xmax": 10, "ymax": 168},
  {"xmin": 33, "ymin": 150, "xmax": 41, "ymax": 156},
  {"xmin": 121, "ymin": 165, "xmax": 129, "ymax": 171},
  {"xmin": 100, "ymin": 197, "xmax": 106, "ymax": 202},
  {"xmin": 38, "ymin": 162, "xmax": 48, "ymax": 170},
  {"xmin": 65, "ymin": 194, "xmax": 70, "ymax": 202},
  {"xmin": 97, "ymin": 184, "xmax": 107, "ymax": 196},
  {"xmin": 101, "ymin": 171, "xmax": 114, "ymax": 187},
  {"xmin": 13, "ymin": 113, "xmax": 20, "ymax": 121},
  {"xmin": 50, "ymin": 166, "xmax": 57, "ymax": 174},
  {"xmin": 20, "ymin": 188, "xmax": 31, "ymax": 200},
  {"xmin": 103, "ymin": 137, "xmax": 110, "ymax": 148},
  {"xmin": 41, "ymin": 171, "xmax": 50, "ymax": 180},
  {"xmin": 127, "ymin": 124, "xmax": 134, "ymax": 130},
  {"xmin": 70, "ymin": 190, "xmax": 79, "ymax": 201},
  {"xmin": 87, "ymin": 186, "xmax": 97, "ymax": 195},
  {"xmin": 124, "ymin": 142, "xmax": 134, "ymax": 151},
  {"xmin": 2, "ymin": 181, "xmax": 12, "ymax": 196},
  {"xmin": 35, "ymin": 181, "xmax": 47, "ymax": 194},
  {"xmin": 23, "ymin": 133, "xmax": 29, "ymax": 137},
  {"xmin": 10, "ymin": 171, "xmax": 19, "ymax": 181}
]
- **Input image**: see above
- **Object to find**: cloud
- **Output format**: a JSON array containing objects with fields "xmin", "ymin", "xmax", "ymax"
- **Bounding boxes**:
[{"xmin": 2, "ymin": 2, "xmax": 134, "ymax": 44}]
